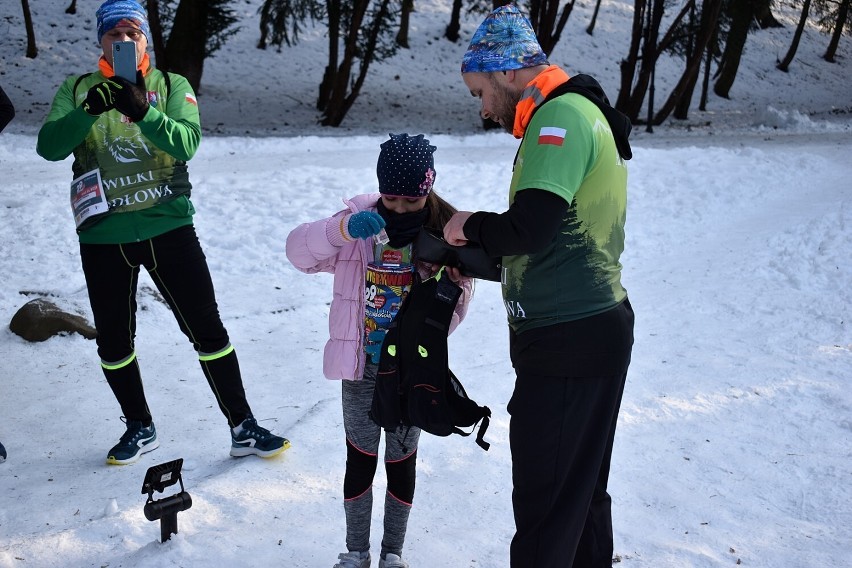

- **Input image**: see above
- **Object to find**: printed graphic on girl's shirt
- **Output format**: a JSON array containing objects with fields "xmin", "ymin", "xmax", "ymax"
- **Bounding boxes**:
[{"xmin": 364, "ymin": 243, "xmax": 414, "ymax": 350}]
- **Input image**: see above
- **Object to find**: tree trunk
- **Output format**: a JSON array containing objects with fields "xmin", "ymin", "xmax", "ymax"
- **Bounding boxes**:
[
  {"xmin": 777, "ymin": 0, "xmax": 811, "ymax": 72},
  {"xmin": 673, "ymin": 1, "xmax": 698, "ymax": 120},
  {"xmin": 323, "ymin": 0, "xmax": 366, "ymax": 122},
  {"xmin": 146, "ymin": 0, "xmax": 168, "ymax": 70},
  {"xmin": 823, "ymin": 0, "xmax": 849, "ymax": 62},
  {"xmin": 336, "ymin": 0, "xmax": 393, "ymax": 125},
  {"xmin": 397, "ymin": 0, "xmax": 413, "ymax": 48},
  {"xmin": 699, "ymin": 16, "xmax": 719, "ymax": 111},
  {"xmin": 617, "ymin": 0, "xmax": 697, "ymax": 120},
  {"xmin": 321, "ymin": 0, "xmax": 394, "ymax": 126},
  {"xmin": 755, "ymin": 1, "xmax": 783, "ymax": 28},
  {"xmin": 529, "ymin": 0, "xmax": 575, "ymax": 57},
  {"xmin": 656, "ymin": 0, "xmax": 723, "ymax": 124},
  {"xmin": 615, "ymin": 0, "xmax": 646, "ymax": 112},
  {"xmin": 318, "ymin": 0, "xmax": 341, "ymax": 112},
  {"xmin": 22, "ymin": 0, "xmax": 37, "ymax": 59},
  {"xmin": 624, "ymin": 0, "xmax": 664, "ymax": 121},
  {"xmin": 445, "ymin": 0, "xmax": 462, "ymax": 42},
  {"xmin": 713, "ymin": 0, "xmax": 760, "ymax": 98},
  {"xmin": 257, "ymin": 0, "xmax": 271, "ymax": 49},
  {"xmin": 587, "ymin": 0, "xmax": 603, "ymax": 35},
  {"xmin": 164, "ymin": 0, "xmax": 208, "ymax": 93}
]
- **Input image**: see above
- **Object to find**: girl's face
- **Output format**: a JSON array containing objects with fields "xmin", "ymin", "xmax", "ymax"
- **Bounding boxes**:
[{"xmin": 381, "ymin": 195, "xmax": 428, "ymax": 214}]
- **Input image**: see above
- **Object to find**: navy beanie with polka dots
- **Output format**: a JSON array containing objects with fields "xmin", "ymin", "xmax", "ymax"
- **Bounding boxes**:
[{"xmin": 376, "ymin": 133, "xmax": 436, "ymax": 198}]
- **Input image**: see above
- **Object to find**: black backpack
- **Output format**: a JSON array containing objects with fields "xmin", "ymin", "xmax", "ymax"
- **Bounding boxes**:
[
  {"xmin": 369, "ymin": 272, "xmax": 491, "ymax": 450},
  {"xmin": 414, "ymin": 227, "xmax": 501, "ymax": 282}
]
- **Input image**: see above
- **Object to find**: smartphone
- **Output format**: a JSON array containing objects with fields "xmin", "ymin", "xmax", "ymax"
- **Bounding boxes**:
[{"xmin": 112, "ymin": 41, "xmax": 137, "ymax": 82}]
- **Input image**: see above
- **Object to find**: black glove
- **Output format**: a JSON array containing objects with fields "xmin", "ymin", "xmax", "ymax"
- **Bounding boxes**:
[
  {"xmin": 82, "ymin": 82, "xmax": 116, "ymax": 116},
  {"xmin": 110, "ymin": 70, "xmax": 150, "ymax": 122}
]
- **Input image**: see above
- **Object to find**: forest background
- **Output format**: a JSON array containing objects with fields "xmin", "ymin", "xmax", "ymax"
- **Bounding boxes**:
[{"xmin": 2, "ymin": 0, "xmax": 850, "ymax": 136}]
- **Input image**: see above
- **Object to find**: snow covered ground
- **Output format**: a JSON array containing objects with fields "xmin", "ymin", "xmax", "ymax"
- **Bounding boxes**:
[{"xmin": 0, "ymin": 1, "xmax": 850, "ymax": 567}]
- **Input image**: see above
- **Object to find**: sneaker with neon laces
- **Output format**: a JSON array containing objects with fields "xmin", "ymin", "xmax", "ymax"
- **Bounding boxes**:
[
  {"xmin": 230, "ymin": 415, "xmax": 290, "ymax": 458},
  {"xmin": 333, "ymin": 550, "xmax": 371, "ymax": 568},
  {"xmin": 378, "ymin": 554, "xmax": 408, "ymax": 568},
  {"xmin": 106, "ymin": 419, "xmax": 158, "ymax": 465}
]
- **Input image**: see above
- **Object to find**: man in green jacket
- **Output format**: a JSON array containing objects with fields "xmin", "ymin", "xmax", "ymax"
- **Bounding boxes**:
[{"xmin": 37, "ymin": 0, "xmax": 289, "ymax": 465}]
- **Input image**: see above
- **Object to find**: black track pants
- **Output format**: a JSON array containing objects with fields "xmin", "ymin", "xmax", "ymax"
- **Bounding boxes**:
[
  {"xmin": 508, "ymin": 368, "xmax": 628, "ymax": 568},
  {"xmin": 80, "ymin": 225, "xmax": 251, "ymax": 427}
]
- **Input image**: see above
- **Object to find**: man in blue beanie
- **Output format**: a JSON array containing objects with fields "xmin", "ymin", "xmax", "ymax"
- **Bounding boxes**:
[
  {"xmin": 37, "ymin": 0, "xmax": 290, "ymax": 466},
  {"xmin": 445, "ymin": 5, "xmax": 635, "ymax": 567},
  {"xmin": 96, "ymin": 0, "xmax": 152, "ymax": 44}
]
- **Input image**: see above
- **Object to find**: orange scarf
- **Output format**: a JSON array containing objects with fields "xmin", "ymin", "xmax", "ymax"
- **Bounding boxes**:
[
  {"xmin": 98, "ymin": 52, "xmax": 152, "ymax": 78},
  {"xmin": 512, "ymin": 65, "xmax": 570, "ymax": 138}
]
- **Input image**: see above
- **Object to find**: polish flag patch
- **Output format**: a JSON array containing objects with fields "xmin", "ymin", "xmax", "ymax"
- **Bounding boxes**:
[
  {"xmin": 538, "ymin": 126, "xmax": 567, "ymax": 146},
  {"xmin": 185, "ymin": 93, "xmax": 198, "ymax": 106}
]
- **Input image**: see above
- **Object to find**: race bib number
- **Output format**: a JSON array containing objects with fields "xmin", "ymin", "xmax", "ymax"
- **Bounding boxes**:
[
  {"xmin": 70, "ymin": 168, "xmax": 109, "ymax": 228},
  {"xmin": 364, "ymin": 263, "xmax": 414, "ymax": 344}
]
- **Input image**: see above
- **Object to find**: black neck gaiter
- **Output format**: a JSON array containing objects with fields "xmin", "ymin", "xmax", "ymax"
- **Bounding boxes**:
[{"xmin": 377, "ymin": 200, "xmax": 430, "ymax": 248}]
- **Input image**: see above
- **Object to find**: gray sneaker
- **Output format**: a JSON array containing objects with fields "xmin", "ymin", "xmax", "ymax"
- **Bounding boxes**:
[
  {"xmin": 230, "ymin": 415, "xmax": 290, "ymax": 458},
  {"xmin": 106, "ymin": 419, "xmax": 159, "ymax": 465},
  {"xmin": 334, "ymin": 550, "xmax": 371, "ymax": 568},
  {"xmin": 379, "ymin": 554, "xmax": 408, "ymax": 568}
]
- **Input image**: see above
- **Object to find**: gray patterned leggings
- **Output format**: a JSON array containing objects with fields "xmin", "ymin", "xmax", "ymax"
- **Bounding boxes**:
[{"xmin": 342, "ymin": 363, "xmax": 421, "ymax": 559}]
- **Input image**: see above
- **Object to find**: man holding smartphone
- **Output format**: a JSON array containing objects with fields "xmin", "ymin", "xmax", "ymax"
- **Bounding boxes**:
[{"xmin": 36, "ymin": 0, "xmax": 291, "ymax": 466}]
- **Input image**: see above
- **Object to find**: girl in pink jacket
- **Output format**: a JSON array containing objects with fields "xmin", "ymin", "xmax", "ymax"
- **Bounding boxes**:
[{"xmin": 285, "ymin": 134, "xmax": 473, "ymax": 568}]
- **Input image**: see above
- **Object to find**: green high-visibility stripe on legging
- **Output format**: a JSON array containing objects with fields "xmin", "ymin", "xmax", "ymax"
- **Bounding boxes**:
[
  {"xmin": 198, "ymin": 343, "xmax": 234, "ymax": 362},
  {"xmin": 101, "ymin": 352, "xmax": 137, "ymax": 370}
]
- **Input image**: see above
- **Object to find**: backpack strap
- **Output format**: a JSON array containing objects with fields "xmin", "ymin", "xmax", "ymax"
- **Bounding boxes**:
[
  {"xmin": 72, "ymin": 72, "xmax": 93, "ymax": 99},
  {"xmin": 474, "ymin": 413, "xmax": 490, "ymax": 450},
  {"xmin": 446, "ymin": 369, "xmax": 492, "ymax": 450},
  {"xmin": 162, "ymin": 71, "xmax": 171, "ymax": 98},
  {"xmin": 530, "ymin": 74, "xmax": 633, "ymax": 161}
]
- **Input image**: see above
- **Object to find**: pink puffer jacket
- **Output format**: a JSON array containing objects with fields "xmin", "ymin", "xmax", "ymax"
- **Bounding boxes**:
[{"xmin": 285, "ymin": 193, "xmax": 473, "ymax": 381}]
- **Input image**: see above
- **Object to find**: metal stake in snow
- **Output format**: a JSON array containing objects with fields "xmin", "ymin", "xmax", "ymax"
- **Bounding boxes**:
[{"xmin": 141, "ymin": 458, "xmax": 192, "ymax": 542}]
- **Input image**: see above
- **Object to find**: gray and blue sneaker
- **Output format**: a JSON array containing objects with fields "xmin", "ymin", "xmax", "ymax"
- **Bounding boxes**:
[
  {"xmin": 334, "ymin": 550, "xmax": 371, "ymax": 568},
  {"xmin": 106, "ymin": 419, "xmax": 159, "ymax": 465},
  {"xmin": 378, "ymin": 554, "xmax": 408, "ymax": 568},
  {"xmin": 230, "ymin": 415, "xmax": 290, "ymax": 458},
  {"xmin": 0, "ymin": 441, "xmax": 6, "ymax": 462}
]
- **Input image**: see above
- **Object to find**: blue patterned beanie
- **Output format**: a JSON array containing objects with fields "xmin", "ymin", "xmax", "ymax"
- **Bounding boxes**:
[
  {"xmin": 96, "ymin": 0, "xmax": 151, "ymax": 44},
  {"xmin": 461, "ymin": 4, "xmax": 548, "ymax": 73},
  {"xmin": 377, "ymin": 134, "xmax": 437, "ymax": 198}
]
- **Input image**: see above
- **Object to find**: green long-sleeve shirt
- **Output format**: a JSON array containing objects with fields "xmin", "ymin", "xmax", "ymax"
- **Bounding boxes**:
[{"xmin": 37, "ymin": 68, "xmax": 202, "ymax": 244}]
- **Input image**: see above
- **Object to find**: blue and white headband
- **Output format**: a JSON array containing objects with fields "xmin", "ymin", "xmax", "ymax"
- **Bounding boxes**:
[{"xmin": 96, "ymin": 0, "xmax": 151, "ymax": 44}]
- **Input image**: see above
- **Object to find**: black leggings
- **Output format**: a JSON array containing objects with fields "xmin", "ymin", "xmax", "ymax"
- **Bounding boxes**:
[
  {"xmin": 80, "ymin": 225, "xmax": 251, "ymax": 427},
  {"xmin": 81, "ymin": 224, "xmax": 229, "ymax": 360}
]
